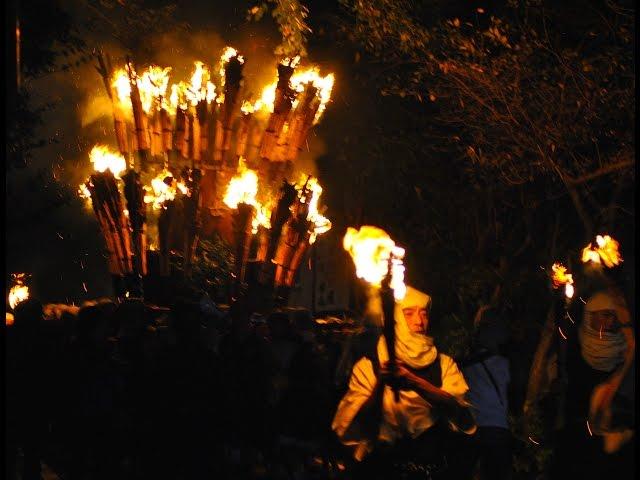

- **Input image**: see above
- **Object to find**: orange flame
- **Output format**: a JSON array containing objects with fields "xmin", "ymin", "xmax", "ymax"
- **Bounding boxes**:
[
  {"xmin": 295, "ymin": 176, "xmax": 332, "ymax": 244},
  {"xmin": 551, "ymin": 262, "xmax": 575, "ymax": 299},
  {"xmin": 581, "ymin": 235, "xmax": 622, "ymax": 268},
  {"xmin": 343, "ymin": 226, "xmax": 407, "ymax": 301},
  {"xmin": 289, "ymin": 67, "xmax": 335, "ymax": 123},
  {"xmin": 143, "ymin": 170, "xmax": 188, "ymax": 210},
  {"xmin": 89, "ymin": 145, "xmax": 127, "ymax": 177},
  {"xmin": 8, "ymin": 273, "xmax": 30, "ymax": 310},
  {"xmin": 223, "ymin": 159, "xmax": 271, "ymax": 233}
]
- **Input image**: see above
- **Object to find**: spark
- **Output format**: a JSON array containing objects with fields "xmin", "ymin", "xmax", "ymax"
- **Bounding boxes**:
[
  {"xmin": 57, "ymin": 232, "xmax": 64, "ymax": 239},
  {"xmin": 82, "ymin": 282, "xmax": 87, "ymax": 293},
  {"xmin": 579, "ymin": 296, "xmax": 587, "ymax": 304},
  {"xmin": 599, "ymin": 324, "xmax": 603, "ymax": 339},
  {"xmin": 528, "ymin": 436, "xmax": 540, "ymax": 445},
  {"xmin": 565, "ymin": 311, "xmax": 575, "ymax": 324},
  {"xmin": 558, "ymin": 326, "xmax": 567, "ymax": 340},
  {"xmin": 587, "ymin": 420, "xmax": 593, "ymax": 436}
]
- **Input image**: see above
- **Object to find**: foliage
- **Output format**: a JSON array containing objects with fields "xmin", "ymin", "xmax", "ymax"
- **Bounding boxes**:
[
  {"xmin": 247, "ymin": 0, "xmax": 312, "ymax": 57},
  {"xmin": 339, "ymin": 0, "xmax": 634, "ymax": 187}
]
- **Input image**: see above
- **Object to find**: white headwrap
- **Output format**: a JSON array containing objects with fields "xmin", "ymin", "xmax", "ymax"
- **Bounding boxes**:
[
  {"xmin": 377, "ymin": 286, "xmax": 438, "ymax": 368},
  {"xmin": 579, "ymin": 291, "xmax": 628, "ymax": 372}
]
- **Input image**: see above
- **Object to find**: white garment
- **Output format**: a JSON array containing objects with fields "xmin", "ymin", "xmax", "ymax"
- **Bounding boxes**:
[
  {"xmin": 579, "ymin": 291, "xmax": 628, "ymax": 372},
  {"xmin": 331, "ymin": 345, "xmax": 472, "ymax": 459}
]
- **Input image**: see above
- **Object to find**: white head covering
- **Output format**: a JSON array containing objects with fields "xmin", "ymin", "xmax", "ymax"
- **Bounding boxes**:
[
  {"xmin": 378, "ymin": 286, "xmax": 438, "ymax": 368},
  {"xmin": 580, "ymin": 291, "xmax": 628, "ymax": 372}
]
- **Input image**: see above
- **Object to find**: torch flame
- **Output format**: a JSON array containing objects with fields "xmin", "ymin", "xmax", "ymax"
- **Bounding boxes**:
[
  {"xmin": 223, "ymin": 159, "xmax": 271, "ymax": 233},
  {"xmin": 8, "ymin": 273, "xmax": 30, "ymax": 310},
  {"xmin": 581, "ymin": 235, "xmax": 622, "ymax": 268},
  {"xmin": 551, "ymin": 262, "xmax": 575, "ymax": 299},
  {"xmin": 343, "ymin": 226, "xmax": 407, "ymax": 301},
  {"xmin": 144, "ymin": 170, "xmax": 189, "ymax": 210},
  {"xmin": 89, "ymin": 145, "xmax": 127, "ymax": 177}
]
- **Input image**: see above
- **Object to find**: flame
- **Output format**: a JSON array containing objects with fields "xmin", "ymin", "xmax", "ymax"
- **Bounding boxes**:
[
  {"xmin": 89, "ymin": 145, "xmax": 127, "ymax": 177},
  {"xmin": 219, "ymin": 46, "xmax": 245, "ymax": 83},
  {"xmin": 296, "ymin": 177, "xmax": 332, "ymax": 244},
  {"xmin": 223, "ymin": 159, "xmax": 271, "ymax": 233},
  {"xmin": 343, "ymin": 226, "xmax": 407, "ymax": 301},
  {"xmin": 6, "ymin": 312, "xmax": 15, "ymax": 326},
  {"xmin": 253, "ymin": 81, "xmax": 277, "ymax": 113},
  {"xmin": 112, "ymin": 68, "xmax": 132, "ymax": 106},
  {"xmin": 289, "ymin": 67, "xmax": 335, "ymax": 123},
  {"xmin": 241, "ymin": 100, "xmax": 255, "ymax": 114},
  {"xmin": 169, "ymin": 61, "xmax": 216, "ymax": 111},
  {"xmin": 144, "ymin": 170, "xmax": 188, "ymax": 210},
  {"xmin": 281, "ymin": 56, "xmax": 302, "ymax": 68},
  {"xmin": 581, "ymin": 235, "xmax": 622, "ymax": 268},
  {"xmin": 8, "ymin": 273, "xmax": 30, "ymax": 310},
  {"xmin": 551, "ymin": 262, "xmax": 575, "ymax": 299},
  {"xmin": 138, "ymin": 66, "xmax": 172, "ymax": 113}
]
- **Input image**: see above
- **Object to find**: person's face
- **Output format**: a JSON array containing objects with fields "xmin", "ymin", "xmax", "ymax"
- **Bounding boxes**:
[
  {"xmin": 403, "ymin": 306, "xmax": 429, "ymax": 334},
  {"xmin": 589, "ymin": 309, "xmax": 618, "ymax": 332}
]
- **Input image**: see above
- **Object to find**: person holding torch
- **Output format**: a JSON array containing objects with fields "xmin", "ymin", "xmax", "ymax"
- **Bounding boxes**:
[{"xmin": 333, "ymin": 226, "xmax": 476, "ymax": 478}]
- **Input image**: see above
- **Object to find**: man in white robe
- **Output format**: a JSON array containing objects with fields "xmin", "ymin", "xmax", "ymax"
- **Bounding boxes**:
[{"xmin": 332, "ymin": 287, "xmax": 476, "ymax": 469}]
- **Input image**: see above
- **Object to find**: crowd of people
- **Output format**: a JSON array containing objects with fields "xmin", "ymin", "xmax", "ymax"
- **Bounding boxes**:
[{"xmin": 5, "ymin": 279, "xmax": 635, "ymax": 480}]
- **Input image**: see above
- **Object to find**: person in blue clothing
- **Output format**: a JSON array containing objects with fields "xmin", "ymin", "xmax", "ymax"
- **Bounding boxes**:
[{"xmin": 461, "ymin": 307, "xmax": 512, "ymax": 480}]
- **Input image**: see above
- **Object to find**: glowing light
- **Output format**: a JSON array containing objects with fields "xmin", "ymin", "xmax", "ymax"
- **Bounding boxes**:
[
  {"xmin": 343, "ymin": 226, "xmax": 406, "ymax": 301},
  {"xmin": 8, "ymin": 273, "xmax": 29, "ymax": 310},
  {"xmin": 89, "ymin": 145, "xmax": 127, "ymax": 177},
  {"xmin": 289, "ymin": 67, "xmax": 335, "ymax": 123},
  {"xmin": 144, "ymin": 170, "xmax": 189, "ymax": 210},
  {"xmin": 581, "ymin": 235, "xmax": 622, "ymax": 268},
  {"xmin": 223, "ymin": 159, "xmax": 271, "ymax": 233},
  {"xmin": 551, "ymin": 262, "xmax": 575, "ymax": 299},
  {"xmin": 295, "ymin": 177, "xmax": 332, "ymax": 244}
]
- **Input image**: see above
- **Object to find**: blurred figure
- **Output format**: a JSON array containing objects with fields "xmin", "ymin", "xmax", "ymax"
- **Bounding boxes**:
[
  {"xmin": 6, "ymin": 299, "xmax": 47, "ymax": 480},
  {"xmin": 461, "ymin": 307, "xmax": 512, "ymax": 480}
]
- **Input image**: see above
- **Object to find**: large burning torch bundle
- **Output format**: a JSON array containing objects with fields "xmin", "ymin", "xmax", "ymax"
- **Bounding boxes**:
[{"xmin": 82, "ymin": 151, "xmax": 133, "ymax": 280}]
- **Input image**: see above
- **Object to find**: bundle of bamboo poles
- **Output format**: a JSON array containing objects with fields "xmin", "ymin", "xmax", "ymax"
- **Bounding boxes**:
[
  {"xmin": 258, "ymin": 181, "xmax": 298, "ymax": 287},
  {"xmin": 232, "ymin": 202, "xmax": 256, "ymax": 285},
  {"xmin": 214, "ymin": 54, "xmax": 245, "ymax": 167},
  {"xmin": 260, "ymin": 62, "xmax": 295, "ymax": 163},
  {"xmin": 87, "ymin": 171, "xmax": 133, "ymax": 277},
  {"xmin": 123, "ymin": 169, "xmax": 147, "ymax": 278},
  {"xmin": 272, "ymin": 179, "xmax": 315, "ymax": 290},
  {"xmin": 182, "ymin": 168, "xmax": 203, "ymax": 276}
]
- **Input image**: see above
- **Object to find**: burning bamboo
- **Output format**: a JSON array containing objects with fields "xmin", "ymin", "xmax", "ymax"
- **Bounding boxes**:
[
  {"xmin": 160, "ymin": 108, "xmax": 172, "ymax": 152},
  {"xmin": 260, "ymin": 62, "xmax": 295, "ymax": 161},
  {"xmin": 182, "ymin": 168, "xmax": 202, "ymax": 276},
  {"xmin": 215, "ymin": 50, "xmax": 245, "ymax": 165},
  {"xmin": 87, "ymin": 171, "xmax": 133, "ymax": 280},
  {"xmin": 285, "ymin": 83, "xmax": 321, "ymax": 161},
  {"xmin": 123, "ymin": 169, "xmax": 147, "ymax": 280},
  {"xmin": 96, "ymin": 53, "xmax": 129, "ymax": 155},
  {"xmin": 126, "ymin": 61, "xmax": 151, "ymax": 171},
  {"xmin": 232, "ymin": 202, "xmax": 256, "ymax": 284},
  {"xmin": 174, "ymin": 107, "xmax": 188, "ymax": 155}
]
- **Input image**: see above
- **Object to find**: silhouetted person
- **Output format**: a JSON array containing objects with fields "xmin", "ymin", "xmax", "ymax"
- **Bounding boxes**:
[
  {"xmin": 6, "ymin": 299, "xmax": 47, "ymax": 480},
  {"xmin": 461, "ymin": 308, "xmax": 512, "ymax": 480}
]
